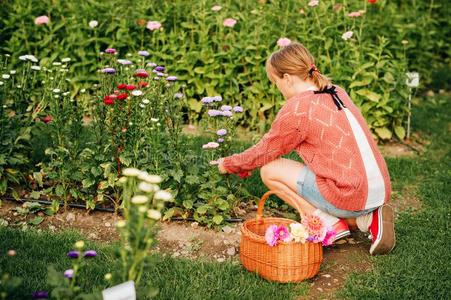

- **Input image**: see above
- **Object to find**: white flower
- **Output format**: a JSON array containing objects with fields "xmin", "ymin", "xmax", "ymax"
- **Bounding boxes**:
[
  {"xmin": 19, "ymin": 55, "xmax": 27, "ymax": 61},
  {"xmin": 9, "ymin": 70, "xmax": 16, "ymax": 74},
  {"xmin": 52, "ymin": 62, "xmax": 62, "ymax": 66},
  {"xmin": 16, "ymin": 85, "xmax": 21, "ymax": 88},
  {"xmin": 341, "ymin": 31, "xmax": 354, "ymax": 41},
  {"xmin": 139, "ymin": 103, "xmax": 145, "ymax": 108},
  {"xmin": 31, "ymin": 66, "xmax": 41, "ymax": 71},
  {"xmin": 289, "ymin": 223, "xmax": 309, "ymax": 243},
  {"xmin": 89, "ymin": 20, "xmax": 98, "ymax": 28},
  {"xmin": 54, "ymin": 94, "xmax": 60, "ymax": 98},
  {"xmin": 26, "ymin": 55, "xmax": 38, "ymax": 62},
  {"xmin": 150, "ymin": 118, "xmax": 159, "ymax": 122},
  {"xmin": 147, "ymin": 209, "xmax": 161, "ymax": 220},
  {"xmin": 122, "ymin": 168, "xmax": 143, "ymax": 177},
  {"xmin": 154, "ymin": 190, "xmax": 172, "ymax": 202},
  {"xmin": 138, "ymin": 206, "xmax": 147, "ymax": 213},
  {"xmin": 138, "ymin": 173, "xmax": 162, "ymax": 184},
  {"xmin": 138, "ymin": 182, "xmax": 157, "ymax": 192},
  {"xmin": 0, "ymin": 81, "xmax": 4, "ymax": 86},
  {"xmin": 52, "ymin": 88, "xmax": 61, "ymax": 93},
  {"xmin": 61, "ymin": 57, "xmax": 71, "ymax": 63},
  {"xmin": 131, "ymin": 90, "xmax": 143, "ymax": 96},
  {"xmin": 131, "ymin": 195, "xmax": 149, "ymax": 205},
  {"xmin": 142, "ymin": 99, "xmax": 150, "ymax": 104},
  {"xmin": 2, "ymin": 74, "xmax": 10, "ymax": 79},
  {"xmin": 63, "ymin": 92, "xmax": 70, "ymax": 96}
]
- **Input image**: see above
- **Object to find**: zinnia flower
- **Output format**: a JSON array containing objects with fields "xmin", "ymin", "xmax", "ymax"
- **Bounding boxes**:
[
  {"xmin": 103, "ymin": 95, "xmax": 116, "ymax": 105},
  {"xmin": 64, "ymin": 269, "xmax": 74, "ymax": 279},
  {"xmin": 265, "ymin": 225, "xmax": 278, "ymax": 246},
  {"xmin": 131, "ymin": 90, "xmax": 143, "ymax": 96},
  {"xmin": 277, "ymin": 37, "xmax": 291, "ymax": 47},
  {"xmin": 105, "ymin": 48, "xmax": 116, "ymax": 54},
  {"xmin": 117, "ymin": 83, "xmax": 127, "ymax": 89},
  {"xmin": 126, "ymin": 84, "xmax": 136, "ymax": 90},
  {"xmin": 138, "ymin": 50, "xmax": 150, "ymax": 57},
  {"xmin": 84, "ymin": 250, "xmax": 97, "ymax": 258},
  {"xmin": 89, "ymin": 20, "xmax": 98, "ymax": 28},
  {"xmin": 67, "ymin": 250, "xmax": 79, "ymax": 258},
  {"xmin": 216, "ymin": 129, "xmax": 227, "ymax": 136},
  {"xmin": 117, "ymin": 59, "xmax": 132, "ymax": 65},
  {"xmin": 308, "ymin": 0, "xmax": 319, "ymax": 7},
  {"xmin": 212, "ymin": 5, "xmax": 222, "ymax": 11},
  {"xmin": 342, "ymin": 31, "xmax": 353, "ymax": 41},
  {"xmin": 117, "ymin": 93, "xmax": 128, "ymax": 100},
  {"xmin": 34, "ymin": 16, "xmax": 49, "ymax": 25},
  {"xmin": 135, "ymin": 69, "xmax": 149, "ymax": 78},
  {"xmin": 223, "ymin": 18, "xmax": 237, "ymax": 27},
  {"xmin": 368, "ymin": 0, "xmax": 377, "ymax": 3},
  {"xmin": 147, "ymin": 21, "xmax": 162, "ymax": 31},
  {"xmin": 138, "ymin": 81, "xmax": 148, "ymax": 88}
]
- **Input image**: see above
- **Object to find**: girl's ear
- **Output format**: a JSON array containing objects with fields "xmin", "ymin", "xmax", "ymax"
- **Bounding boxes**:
[{"xmin": 283, "ymin": 73, "xmax": 292, "ymax": 86}]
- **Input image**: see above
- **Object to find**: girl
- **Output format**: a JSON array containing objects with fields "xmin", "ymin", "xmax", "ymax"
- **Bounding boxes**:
[{"xmin": 214, "ymin": 43, "xmax": 395, "ymax": 255}]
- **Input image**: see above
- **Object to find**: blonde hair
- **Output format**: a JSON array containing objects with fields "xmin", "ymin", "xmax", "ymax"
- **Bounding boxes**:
[{"xmin": 266, "ymin": 42, "xmax": 331, "ymax": 90}]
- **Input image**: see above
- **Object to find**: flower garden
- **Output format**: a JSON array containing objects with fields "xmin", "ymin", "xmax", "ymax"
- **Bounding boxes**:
[{"xmin": 0, "ymin": 0, "xmax": 450, "ymax": 299}]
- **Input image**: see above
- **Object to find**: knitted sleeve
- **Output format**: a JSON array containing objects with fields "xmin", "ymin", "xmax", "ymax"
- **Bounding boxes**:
[{"xmin": 223, "ymin": 99, "xmax": 308, "ymax": 174}]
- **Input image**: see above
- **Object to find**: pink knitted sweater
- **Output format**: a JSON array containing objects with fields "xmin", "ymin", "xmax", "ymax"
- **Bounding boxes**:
[{"xmin": 223, "ymin": 86, "xmax": 391, "ymax": 211}]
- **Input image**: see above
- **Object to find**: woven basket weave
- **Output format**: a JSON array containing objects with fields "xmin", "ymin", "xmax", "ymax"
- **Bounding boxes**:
[{"xmin": 240, "ymin": 191, "xmax": 323, "ymax": 282}]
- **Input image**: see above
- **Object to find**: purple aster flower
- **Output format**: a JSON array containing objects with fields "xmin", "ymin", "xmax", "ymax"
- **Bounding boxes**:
[
  {"xmin": 146, "ymin": 62, "xmax": 157, "ymax": 67},
  {"xmin": 213, "ymin": 96, "xmax": 222, "ymax": 102},
  {"xmin": 101, "ymin": 67, "xmax": 116, "ymax": 74},
  {"xmin": 207, "ymin": 109, "xmax": 221, "ymax": 117},
  {"xmin": 156, "ymin": 72, "xmax": 165, "ymax": 77},
  {"xmin": 64, "ymin": 269, "xmax": 74, "ymax": 279},
  {"xmin": 217, "ymin": 138, "xmax": 224, "ymax": 143},
  {"xmin": 32, "ymin": 291, "xmax": 49, "ymax": 299},
  {"xmin": 174, "ymin": 93, "xmax": 184, "ymax": 99},
  {"xmin": 154, "ymin": 66, "xmax": 165, "ymax": 72},
  {"xmin": 84, "ymin": 250, "xmax": 97, "ymax": 258},
  {"xmin": 67, "ymin": 250, "xmax": 80, "ymax": 258},
  {"xmin": 201, "ymin": 97, "xmax": 213, "ymax": 104},
  {"xmin": 222, "ymin": 111, "xmax": 233, "ymax": 117},
  {"xmin": 117, "ymin": 59, "xmax": 132, "ymax": 65},
  {"xmin": 105, "ymin": 48, "xmax": 116, "ymax": 54},
  {"xmin": 138, "ymin": 50, "xmax": 150, "ymax": 57},
  {"xmin": 233, "ymin": 106, "xmax": 243, "ymax": 113},
  {"xmin": 166, "ymin": 76, "xmax": 177, "ymax": 81},
  {"xmin": 221, "ymin": 105, "xmax": 232, "ymax": 111},
  {"xmin": 216, "ymin": 129, "xmax": 227, "ymax": 136}
]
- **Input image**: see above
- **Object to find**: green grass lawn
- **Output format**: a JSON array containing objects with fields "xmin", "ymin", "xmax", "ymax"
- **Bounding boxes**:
[{"xmin": 1, "ymin": 95, "xmax": 450, "ymax": 299}]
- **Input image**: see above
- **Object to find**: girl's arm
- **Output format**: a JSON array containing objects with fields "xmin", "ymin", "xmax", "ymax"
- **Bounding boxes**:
[{"xmin": 222, "ymin": 100, "xmax": 308, "ymax": 175}]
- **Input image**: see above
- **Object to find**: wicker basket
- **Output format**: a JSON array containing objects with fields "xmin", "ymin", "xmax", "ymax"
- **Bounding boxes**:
[{"xmin": 240, "ymin": 191, "xmax": 323, "ymax": 283}]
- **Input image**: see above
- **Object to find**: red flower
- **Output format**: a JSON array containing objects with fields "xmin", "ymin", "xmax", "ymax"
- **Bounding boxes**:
[
  {"xmin": 138, "ymin": 81, "xmax": 148, "ymax": 88},
  {"xmin": 238, "ymin": 171, "xmax": 251, "ymax": 179},
  {"xmin": 103, "ymin": 95, "xmax": 116, "ymax": 105},
  {"xmin": 117, "ymin": 93, "xmax": 128, "ymax": 100},
  {"xmin": 126, "ymin": 85, "xmax": 136, "ymax": 91},
  {"xmin": 135, "ymin": 69, "xmax": 149, "ymax": 78},
  {"xmin": 43, "ymin": 115, "xmax": 53, "ymax": 123},
  {"xmin": 368, "ymin": 0, "xmax": 377, "ymax": 3},
  {"xmin": 117, "ymin": 83, "xmax": 127, "ymax": 90}
]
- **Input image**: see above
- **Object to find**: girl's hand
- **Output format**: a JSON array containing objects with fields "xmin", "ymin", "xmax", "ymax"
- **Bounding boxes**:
[{"xmin": 209, "ymin": 158, "xmax": 228, "ymax": 174}]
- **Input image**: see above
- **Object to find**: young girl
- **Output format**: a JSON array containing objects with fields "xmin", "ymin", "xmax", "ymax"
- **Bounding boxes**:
[{"xmin": 214, "ymin": 43, "xmax": 395, "ymax": 255}]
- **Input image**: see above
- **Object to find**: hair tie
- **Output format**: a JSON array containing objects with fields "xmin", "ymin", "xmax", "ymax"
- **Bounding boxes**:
[{"xmin": 308, "ymin": 64, "xmax": 319, "ymax": 77}]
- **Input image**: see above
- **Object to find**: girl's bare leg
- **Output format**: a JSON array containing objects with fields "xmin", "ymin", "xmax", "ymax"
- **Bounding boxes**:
[{"xmin": 260, "ymin": 158, "xmax": 317, "ymax": 218}]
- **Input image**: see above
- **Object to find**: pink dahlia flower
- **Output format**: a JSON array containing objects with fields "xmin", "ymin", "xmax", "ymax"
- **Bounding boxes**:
[
  {"xmin": 223, "ymin": 18, "xmax": 237, "ymax": 28},
  {"xmin": 265, "ymin": 225, "xmax": 279, "ymax": 246},
  {"xmin": 34, "ymin": 16, "xmax": 50, "ymax": 25},
  {"xmin": 147, "ymin": 21, "xmax": 162, "ymax": 31}
]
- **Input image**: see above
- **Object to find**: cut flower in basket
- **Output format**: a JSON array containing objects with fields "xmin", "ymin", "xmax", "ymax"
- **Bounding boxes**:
[{"xmin": 265, "ymin": 225, "xmax": 291, "ymax": 246}]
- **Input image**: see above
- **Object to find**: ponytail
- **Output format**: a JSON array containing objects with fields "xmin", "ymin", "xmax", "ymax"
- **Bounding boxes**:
[{"xmin": 266, "ymin": 42, "xmax": 331, "ymax": 91}]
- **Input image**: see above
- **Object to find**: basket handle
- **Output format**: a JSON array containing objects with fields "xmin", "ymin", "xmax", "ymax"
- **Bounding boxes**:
[{"xmin": 256, "ymin": 190, "xmax": 278, "ymax": 222}]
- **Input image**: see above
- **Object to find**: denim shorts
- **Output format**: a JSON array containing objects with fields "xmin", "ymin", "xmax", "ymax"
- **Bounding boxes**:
[{"xmin": 296, "ymin": 166, "xmax": 376, "ymax": 218}]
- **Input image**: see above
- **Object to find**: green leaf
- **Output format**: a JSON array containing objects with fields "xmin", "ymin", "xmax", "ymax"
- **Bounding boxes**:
[
  {"xmin": 394, "ymin": 126, "xmax": 406, "ymax": 140},
  {"xmin": 28, "ymin": 216, "xmax": 44, "ymax": 225},
  {"xmin": 183, "ymin": 200, "xmax": 193, "ymax": 209},
  {"xmin": 196, "ymin": 205, "xmax": 209, "ymax": 214},
  {"xmin": 187, "ymin": 98, "xmax": 202, "ymax": 113},
  {"xmin": 212, "ymin": 215, "xmax": 223, "ymax": 225},
  {"xmin": 30, "ymin": 191, "xmax": 41, "ymax": 200},
  {"xmin": 355, "ymin": 89, "xmax": 381, "ymax": 102},
  {"xmin": 33, "ymin": 172, "xmax": 43, "ymax": 187},
  {"xmin": 375, "ymin": 127, "xmax": 393, "ymax": 140},
  {"xmin": 55, "ymin": 185, "xmax": 65, "ymax": 196},
  {"xmin": 162, "ymin": 208, "xmax": 175, "ymax": 221},
  {"xmin": 349, "ymin": 78, "xmax": 372, "ymax": 88},
  {"xmin": 119, "ymin": 155, "xmax": 132, "ymax": 167}
]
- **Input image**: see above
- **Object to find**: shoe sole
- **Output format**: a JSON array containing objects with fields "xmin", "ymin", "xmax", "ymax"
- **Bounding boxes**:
[
  {"xmin": 334, "ymin": 230, "xmax": 351, "ymax": 242},
  {"xmin": 369, "ymin": 205, "xmax": 396, "ymax": 255}
]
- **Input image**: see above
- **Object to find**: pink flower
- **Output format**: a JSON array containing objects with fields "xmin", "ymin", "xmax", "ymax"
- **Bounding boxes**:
[
  {"xmin": 302, "ymin": 215, "xmax": 325, "ymax": 237},
  {"xmin": 277, "ymin": 38, "xmax": 291, "ymax": 47},
  {"xmin": 212, "ymin": 5, "xmax": 222, "ymax": 11},
  {"xmin": 275, "ymin": 225, "xmax": 291, "ymax": 242},
  {"xmin": 202, "ymin": 142, "xmax": 220, "ymax": 149},
  {"xmin": 147, "ymin": 21, "xmax": 162, "ymax": 31},
  {"xmin": 223, "ymin": 18, "xmax": 237, "ymax": 28},
  {"xmin": 322, "ymin": 229, "xmax": 337, "ymax": 246},
  {"xmin": 265, "ymin": 225, "xmax": 278, "ymax": 247},
  {"xmin": 34, "ymin": 16, "xmax": 50, "ymax": 25},
  {"xmin": 308, "ymin": 0, "xmax": 319, "ymax": 7},
  {"xmin": 341, "ymin": 31, "xmax": 354, "ymax": 41},
  {"xmin": 347, "ymin": 11, "xmax": 362, "ymax": 18}
]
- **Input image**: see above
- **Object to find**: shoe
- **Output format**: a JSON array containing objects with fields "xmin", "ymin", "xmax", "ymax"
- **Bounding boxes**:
[
  {"xmin": 369, "ymin": 205, "xmax": 396, "ymax": 255},
  {"xmin": 331, "ymin": 219, "xmax": 351, "ymax": 243}
]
